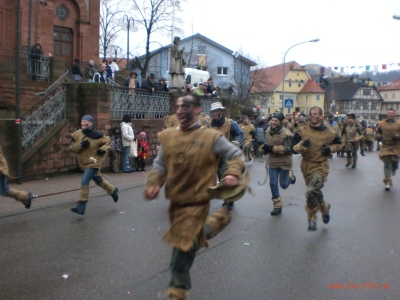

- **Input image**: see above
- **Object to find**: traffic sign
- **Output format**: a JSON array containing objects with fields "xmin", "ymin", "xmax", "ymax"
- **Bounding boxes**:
[{"xmin": 284, "ymin": 99, "xmax": 293, "ymax": 108}]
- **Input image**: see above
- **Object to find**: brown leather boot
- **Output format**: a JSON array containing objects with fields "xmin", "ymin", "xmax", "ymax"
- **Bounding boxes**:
[
  {"xmin": 271, "ymin": 196, "xmax": 283, "ymax": 216},
  {"xmin": 205, "ymin": 207, "xmax": 231, "ymax": 239},
  {"xmin": 7, "ymin": 188, "xmax": 34, "ymax": 209},
  {"xmin": 166, "ymin": 287, "xmax": 188, "ymax": 300}
]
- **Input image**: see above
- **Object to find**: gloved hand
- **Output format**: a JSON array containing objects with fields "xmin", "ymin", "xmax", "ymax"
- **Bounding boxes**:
[
  {"xmin": 262, "ymin": 144, "xmax": 274, "ymax": 154},
  {"xmin": 302, "ymin": 139, "xmax": 311, "ymax": 148},
  {"xmin": 80, "ymin": 140, "xmax": 90, "ymax": 148},
  {"xmin": 321, "ymin": 144, "xmax": 331, "ymax": 155},
  {"xmin": 96, "ymin": 149, "xmax": 106, "ymax": 155},
  {"xmin": 391, "ymin": 134, "xmax": 399, "ymax": 141}
]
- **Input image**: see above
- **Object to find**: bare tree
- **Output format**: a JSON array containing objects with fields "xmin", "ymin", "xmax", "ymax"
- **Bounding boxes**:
[
  {"xmin": 99, "ymin": 0, "xmax": 128, "ymax": 61},
  {"xmin": 230, "ymin": 50, "xmax": 270, "ymax": 106},
  {"xmin": 246, "ymin": 64, "xmax": 275, "ymax": 117},
  {"xmin": 130, "ymin": 0, "xmax": 184, "ymax": 78}
]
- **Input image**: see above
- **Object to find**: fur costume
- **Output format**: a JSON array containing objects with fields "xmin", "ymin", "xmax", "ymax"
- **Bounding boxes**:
[
  {"xmin": 0, "ymin": 146, "xmax": 9, "ymax": 176},
  {"xmin": 293, "ymin": 124, "xmax": 341, "ymax": 183},
  {"xmin": 240, "ymin": 122, "xmax": 255, "ymax": 161},
  {"xmin": 146, "ymin": 124, "xmax": 246, "ymax": 295},
  {"xmin": 211, "ymin": 116, "xmax": 232, "ymax": 140},
  {"xmin": 376, "ymin": 118, "xmax": 400, "ymax": 158},
  {"xmin": 70, "ymin": 127, "xmax": 117, "ymax": 214},
  {"xmin": 376, "ymin": 118, "xmax": 400, "ymax": 188},
  {"xmin": 293, "ymin": 124, "xmax": 341, "ymax": 227},
  {"xmin": 146, "ymin": 127, "xmax": 245, "ymax": 252},
  {"xmin": 70, "ymin": 129, "xmax": 111, "ymax": 170},
  {"xmin": 262, "ymin": 124, "xmax": 294, "ymax": 214},
  {"xmin": 0, "ymin": 146, "xmax": 34, "ymax": 207},
  {"xmin": 264, "ymin": 126, "xmax": 293, "ymax": 170}
]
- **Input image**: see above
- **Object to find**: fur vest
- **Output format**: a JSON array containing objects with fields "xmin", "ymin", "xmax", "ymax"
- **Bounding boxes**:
[
  {"xmin": 265, "ymin": 126, "xmax": 293, "ymax": 169},
  {"xmin": 376, "ymin": 118, "xmax": 400, "ymax": 157},
  {"xmin": 0, "ymin": 146, "xmax": 9, "ymax": 176},
  {"xmin": 157, "ymin": 127, "xmax": 224, "ymax": 251},
  {"xmin": 212, "ymin": 117, "xmax": 232, "ymax": 140},
  {"xmin": 71, "ymin": 129, "xmax": 111, "ymax": 170},
  {"xmin": 240, "ymin": 123, "xmax": 255, "ymax": 141},
  {"xmin": 293, "ymin": 125, "xmax": 341, "ymax": 162}
]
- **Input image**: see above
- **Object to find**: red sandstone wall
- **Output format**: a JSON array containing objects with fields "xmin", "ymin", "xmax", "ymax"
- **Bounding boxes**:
[
  {"xmin": 2, "ymin": 80, "xmax": 175, "ymax": 180},
  {"xmin": 1, "ymin": 0, "xmax": 100, "ymax": 64},
  {"xmin": 22, "ymin": 121, "xmax": 79, "ymax": 178},
  {"xmin": 0, "ymin": 79, "xmax": 52, "ymax": 114}
]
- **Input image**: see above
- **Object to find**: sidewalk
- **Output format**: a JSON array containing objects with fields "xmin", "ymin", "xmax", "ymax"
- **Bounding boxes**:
[{"xmin": 0, "ymin": 170, "xmax": 149, "ymax": 218}]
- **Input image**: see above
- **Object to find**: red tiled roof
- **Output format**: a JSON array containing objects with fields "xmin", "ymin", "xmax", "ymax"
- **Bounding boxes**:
[
  {"xmin": 251, "ymin": 61, "xmax": 306, "ymax": 93},
  {"xmin": 300, "ymin": 79, "xmax": 325, "ymax": 93},
  {"xmin": 377, "ymin": 78, "xmax": 400, "ymax": 91}
]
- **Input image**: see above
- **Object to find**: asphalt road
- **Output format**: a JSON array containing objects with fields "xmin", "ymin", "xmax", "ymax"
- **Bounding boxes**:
[{"xmin": 1, "ymin": 150, "xmax": 399, "ymax": 300}]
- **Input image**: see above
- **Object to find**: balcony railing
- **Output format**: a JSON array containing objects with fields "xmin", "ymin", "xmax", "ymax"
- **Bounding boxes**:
[
  {"xmin": 110, "ymin": 86, "xmax": 218, "ymax": 119},
  {"xmin": 0, "ymin": 48, "xmax": 51, "ymax": 81},
  {"xmin": 110, "ymin": 86, "xmax": 171, "ymax": 119}
]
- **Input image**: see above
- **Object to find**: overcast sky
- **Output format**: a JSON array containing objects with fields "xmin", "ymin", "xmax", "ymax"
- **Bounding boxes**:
[{"xmin": 125, "ymin": 0, "xmax": 400, "ymax": 71}]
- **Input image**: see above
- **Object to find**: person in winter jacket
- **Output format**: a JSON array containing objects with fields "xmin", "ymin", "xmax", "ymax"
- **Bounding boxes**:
[
  {"xmin": 135, "ymin": 132, "xmax": 149, "ymax": 171},
  {"xmin": 120, "ymin": 114, "xmax": 135, "ymax": 173}
]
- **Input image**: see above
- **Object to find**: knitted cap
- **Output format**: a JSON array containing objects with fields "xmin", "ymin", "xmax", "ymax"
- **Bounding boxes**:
[
  {"xmin": 272, "ymin": 112, "xmax": 285, "ymax": 122},
  {"xmin": 81, "ymin": 115, "xmax": 94, "ymax": 123}
]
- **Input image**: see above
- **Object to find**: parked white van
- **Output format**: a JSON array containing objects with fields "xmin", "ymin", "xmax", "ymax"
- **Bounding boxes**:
[{"xmin": 165, "ymin": 68, "xmax": 210, "ymax": 87}]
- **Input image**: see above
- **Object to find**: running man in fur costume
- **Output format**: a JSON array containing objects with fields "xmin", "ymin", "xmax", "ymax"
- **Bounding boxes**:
[
  {"xmin": 292, "ymin": 106, "xmax": 342, "ymax": 231},
  {"xmin": 144, "ymin": 93, "xmax": 246, "ymax": 300},
  {"xmin": 240, "ymin": 115, "xmax": 256, "ymax": 165},
  {"xmin": 0, "ymin": 145, "xmax": 37, "ymax": 208},
  {"xmin": 210, "ymin": 101, "xmax": 244, "ymax": 210},
  {"xmin": 261, "ymin": 112, "xmax": 296, "ymax": 216},
  {"xmin": 375, "ymin": 108, "xmax": 400, "ymax": 191},
  {"xmin": 70, "ymin": 115, "xmax": 118, "ymax": 215}
]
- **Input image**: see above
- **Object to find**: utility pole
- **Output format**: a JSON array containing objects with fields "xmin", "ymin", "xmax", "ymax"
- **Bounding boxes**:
[{"xmin": 15, "ymin": 0, "xmax": 22, "ymax": 184}]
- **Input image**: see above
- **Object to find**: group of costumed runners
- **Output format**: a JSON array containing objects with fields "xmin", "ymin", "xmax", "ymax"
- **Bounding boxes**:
[{"xmin": 1, "ymin": 94, "xmax": 399, "ymax": 299}]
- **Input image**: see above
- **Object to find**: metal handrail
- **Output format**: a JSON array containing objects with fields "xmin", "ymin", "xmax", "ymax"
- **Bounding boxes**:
[
  {"xmin": 35, "ymin": 68, "xmax": 69, "ymax": 96},
  {"xmin": 107, "ymin": 77, "xmax": 120, "ymax": 86},
  {"xmin": 22, "ymin": 69, "xmax": 68, "ymax": 120}
]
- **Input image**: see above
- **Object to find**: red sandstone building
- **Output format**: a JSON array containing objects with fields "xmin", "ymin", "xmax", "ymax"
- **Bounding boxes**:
[{"xmin": 0, "ymin": 0, "xmax": 100, "ymax": 65}]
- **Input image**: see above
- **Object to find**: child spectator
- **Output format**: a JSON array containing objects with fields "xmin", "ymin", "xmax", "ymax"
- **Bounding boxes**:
[
  {"xmin": 110, "ymin": 125, "xmax": 123, "ymax": 172},
  {"xmin": 135, "ymin": 132, "xmax": 149, "ymax": 171}
]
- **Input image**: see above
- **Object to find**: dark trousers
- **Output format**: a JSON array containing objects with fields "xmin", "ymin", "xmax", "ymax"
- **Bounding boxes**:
[{"xmin": 169, "ymin": 226, "xmax": 212, "ymax": 290}]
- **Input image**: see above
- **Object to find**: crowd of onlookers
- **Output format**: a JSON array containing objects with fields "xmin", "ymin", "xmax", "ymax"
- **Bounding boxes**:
[
  {"xmin": 70, "ymin": 58, "xmax": 220, "ymax": 98},
  {"xmin": 189, "ymin": 77, "xmax": 220, "ymax": 98},
  {"xmin": 72, "ymin": 58, "xmax": 120, "ymax": 83}
]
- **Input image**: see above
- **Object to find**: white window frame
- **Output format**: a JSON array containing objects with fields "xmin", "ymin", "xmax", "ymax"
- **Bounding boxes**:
[{"xmin": 217, "ymin": 67, "xmax": 228, "ymax": 76}]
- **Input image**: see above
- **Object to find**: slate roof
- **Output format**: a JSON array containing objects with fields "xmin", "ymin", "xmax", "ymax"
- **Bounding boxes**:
[
  {"xmin": 324, "ymin": 80, "xmax": 361, "ymax": 101},
  {"xmin": 133, "ymin": 33, "xmax": 257, "ymax": 66}
]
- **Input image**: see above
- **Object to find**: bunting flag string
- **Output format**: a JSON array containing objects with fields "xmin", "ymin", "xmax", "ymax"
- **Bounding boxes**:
[{"xmin": 319, "ymin": 62, "xmax": 400, "ymax": 75}]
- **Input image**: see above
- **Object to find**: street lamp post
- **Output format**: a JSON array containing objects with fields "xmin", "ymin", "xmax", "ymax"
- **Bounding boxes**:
[
  {"xmin": 124, "ymin": 15, "xmax": 134, "ymax": 70},
  {"xmin": 281, "ymin": 38, "xmax": 320, "ymax": 113}
]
